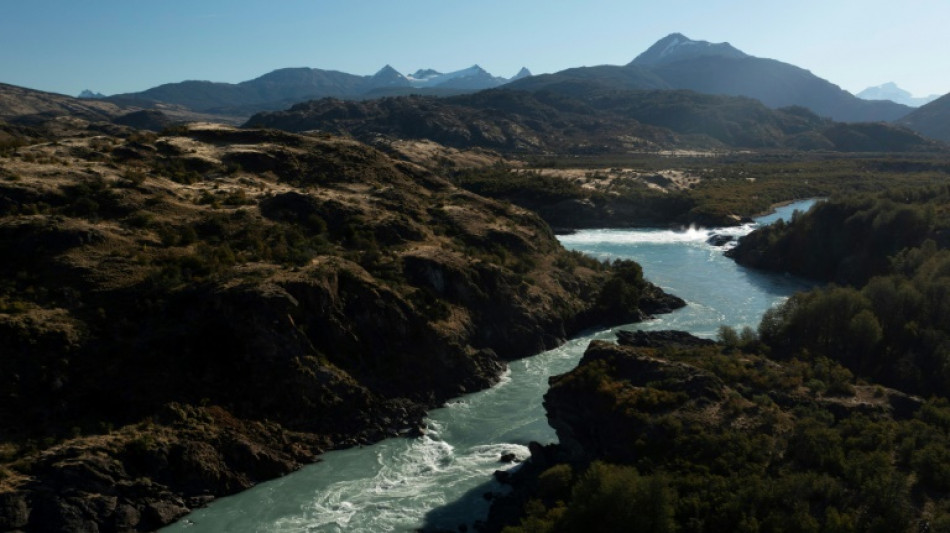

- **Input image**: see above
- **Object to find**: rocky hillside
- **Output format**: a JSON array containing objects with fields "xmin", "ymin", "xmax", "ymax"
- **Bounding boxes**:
[
  {"xmin": 0, "ymin": 122, "xmax": 679, "ymax": 531},
  {"xmin": 245, "ymin": 88, "xmax": 941, "ymax": 155}
]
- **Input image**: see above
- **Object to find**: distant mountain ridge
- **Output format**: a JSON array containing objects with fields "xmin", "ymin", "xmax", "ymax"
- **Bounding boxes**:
[
  {"xmin": 510, "ymin": 33, "xmax": 912, "ymax": 123},
  {"xmin": 78, "ymin": 89, "xmax": 106, "ymax": 99},
  {"xmin": 857, "ymin": 82, "xmax": 940, "ymax": 107},
  {"xmin": 88, "ymin": 33, "xmax": 929, "ymax": 125},
  {"xmin": 630, "ymin": 32, "xmax": 748, "ymax": 66},
  {"xmin": 107, "ymin": 64, "xmax": 531, "ymax": 116}
]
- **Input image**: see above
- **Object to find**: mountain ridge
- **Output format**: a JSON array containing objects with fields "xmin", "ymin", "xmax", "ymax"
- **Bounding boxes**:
[
  {"xmin": 83, "ymin": 32, "xmax": 916, "ymax": 124},
  {"xmin": 630, "ymin": 32, "xmax": 749, "ymax": 66},
  {"xmin": 508, "ymin": 33, "xmax": 913, "ymax": 123},
  {"xmin": 857, "ymin": 82, "xmax": 940, "ymax": 107},
  {"xmin": 898, "ymin": 92, "xmax": 950, "ymax": 142},
  {"xmin": 106, "ymin": 64, "xmax": 531, "ymax": 116}
]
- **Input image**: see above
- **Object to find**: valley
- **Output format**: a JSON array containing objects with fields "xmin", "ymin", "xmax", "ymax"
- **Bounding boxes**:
[{"xmin": 1, "ymin": 23, "xmax": 950, "ymax": 533}]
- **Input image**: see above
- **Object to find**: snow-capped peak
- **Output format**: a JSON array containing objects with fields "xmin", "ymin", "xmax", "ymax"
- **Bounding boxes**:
[
  {"xmin": 856, "ymin": 82, "xmax": 940, "ymax": 107},
  {"xmin": 405, "ymin": 65, "xmax": 496, "ymax": 88}
]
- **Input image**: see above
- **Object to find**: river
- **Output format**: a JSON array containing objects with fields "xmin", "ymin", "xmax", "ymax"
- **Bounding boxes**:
[{"xmin": 164, "ymin": 200, "xmax": 818, "ymax": 532}]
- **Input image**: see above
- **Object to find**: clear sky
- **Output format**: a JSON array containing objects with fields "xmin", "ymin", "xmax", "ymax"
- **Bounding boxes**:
[{"xmin": 2, "ymin": 0, "xmax": 948, "ymax": 98}]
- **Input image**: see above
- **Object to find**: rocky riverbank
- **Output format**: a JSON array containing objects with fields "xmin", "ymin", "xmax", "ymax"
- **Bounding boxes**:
[
  {"xmin": 481, "ymin": 329, "xmax": 944, "ymax": 532},
  {"xmin": 0, "ymin": 122, "xmax": 680, "ymax": 531}
]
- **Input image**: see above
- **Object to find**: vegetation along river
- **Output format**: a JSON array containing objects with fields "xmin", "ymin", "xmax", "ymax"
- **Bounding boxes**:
[{"xmin": 164, "ymin": 199, "xmax": 819, "ymax": 532}]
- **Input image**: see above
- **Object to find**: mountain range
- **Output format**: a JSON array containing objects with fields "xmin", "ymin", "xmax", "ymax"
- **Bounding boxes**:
[
  {"xmin": 4, "ymin": 33, "xmax": 950, "ymax": 146},
  {"xmin": 102, "ymin": 64, "xmax": 531, "ymax": 116},
  {"xmin": 857, "ymin": 82, "xmax": 940, "ymax": 107},
  {"xmin": 508, "ymin": 33, "xmax": 912, "ymax": 123},
  {"xmin": 73, "ymin": 33, "xmax": 930, "ymax": 126}
]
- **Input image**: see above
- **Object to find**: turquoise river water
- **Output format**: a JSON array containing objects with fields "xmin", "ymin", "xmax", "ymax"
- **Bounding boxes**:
[{"xmin": 164, "ymin": 200, "xmax": 818, "ymax": 532}]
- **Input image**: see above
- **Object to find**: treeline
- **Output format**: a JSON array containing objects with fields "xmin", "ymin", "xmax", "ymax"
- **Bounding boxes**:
[
  {"xmin": 498, "ymin": 338, "xmax": 950, "ymax": 533},
  {"xmin": 726, "ymin": 187, "xmax": 950, "ymax": 396},
  {"xmin": 729, "ymin": 186, "xmax": 950, "ymax": 285},
  {"xmin": 492, "ymin": 186, "xmax": 950, "ymax": 532},
  {"xmin": 758, "ymin": 245, "xmax": 950, "ymax": 397}
]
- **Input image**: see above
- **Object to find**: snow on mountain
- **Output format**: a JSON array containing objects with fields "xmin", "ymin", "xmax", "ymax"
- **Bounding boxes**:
[
  {"xmin": 361, "ymin": 65, "xmax": 533, "ymax": 93},
  {"xmin": 398, "ymin": 65, "xmax": 527, "ymax": 89},
  {"xmin": 856, "ymin": 82, "xmax": 939, "ymax": 108},
  {"xmin": 408, "ymin": 69, "xmax": 442, "ymax": 82}
]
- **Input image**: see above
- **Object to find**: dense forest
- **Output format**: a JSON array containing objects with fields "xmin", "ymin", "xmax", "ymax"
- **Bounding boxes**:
[
  {"xmin": 490, "ymin": 186, "xmax": 950, "ymax": 533},
  {"xmin": 729, "ymin": 188, "xmax": 950, "ymax": 397},
  {"xmin": 495, "ymin": 335, "xmax": 950, "ymax": 533}
]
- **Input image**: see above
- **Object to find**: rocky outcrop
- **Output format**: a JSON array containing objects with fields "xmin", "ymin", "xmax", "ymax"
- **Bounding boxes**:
[
  {"xmin": 615, "ymin": 329, "xmax": 715, "ymax": 349},
  {"xmin": 0, "ymin": 405, "xmax": 327, "ymax": 532},
  {"xmin": 706, "ymin": 233, "xmax": 734, "ymax": 246},
  {"xmin": 545, "ymin": 339, "xmax": 726, "ymax": 463},
  {"xmin": 483, "ymin": 332, "xmax": 932, "ymax": 532}
]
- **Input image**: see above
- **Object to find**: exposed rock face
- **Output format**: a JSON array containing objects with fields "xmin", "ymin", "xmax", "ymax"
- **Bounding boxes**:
[
  {"xmin": 545, "ymin": 340, "xmax": 726, "ymax": 463},
  {"xmin": 705, "ymin": 233, "xmax": 734, "ymax": 246},
  {"xmin": 2, "ymin": 405, "xmax": 325, "ymax": 532},
  {"xmin": 0, "ymin": 123, "xmax": 679, "ymax": 530},
  {"xmin": 615, "ymin": 329, "xmax": 715, "ymax": 348}
]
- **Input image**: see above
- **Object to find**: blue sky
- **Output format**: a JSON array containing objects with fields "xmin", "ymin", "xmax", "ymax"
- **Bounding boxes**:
[{"xmin": 2, "ymin": 0, "xmax": 948, "ymax": 98}]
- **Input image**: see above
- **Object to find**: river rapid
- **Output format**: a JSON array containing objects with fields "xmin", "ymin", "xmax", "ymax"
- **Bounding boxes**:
[{"xmin": 164, "ymin": 200, "xmax": 818, "ymax": 533}]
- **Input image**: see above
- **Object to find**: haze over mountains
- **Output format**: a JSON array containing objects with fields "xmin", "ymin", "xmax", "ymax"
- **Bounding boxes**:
[{"xmin": 857, "ymin": 82, "xmax": 940, "ymax": 107}]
